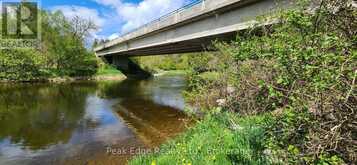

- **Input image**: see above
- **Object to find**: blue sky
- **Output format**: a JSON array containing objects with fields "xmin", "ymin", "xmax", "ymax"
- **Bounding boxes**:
[{"xmin": 42, "ymin": 0, "xmax": 193, "ymax": 40}]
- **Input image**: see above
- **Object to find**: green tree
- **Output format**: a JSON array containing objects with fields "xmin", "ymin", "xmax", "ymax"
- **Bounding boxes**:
[{"xmin": 0, "ymin": 6, "xmax": 99, "ymax": 81}]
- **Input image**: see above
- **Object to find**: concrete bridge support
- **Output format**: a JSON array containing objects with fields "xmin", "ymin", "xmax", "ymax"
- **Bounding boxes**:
[{"xmin": 103, "ymin": 56, "xmax": 151, "ymax": 79}]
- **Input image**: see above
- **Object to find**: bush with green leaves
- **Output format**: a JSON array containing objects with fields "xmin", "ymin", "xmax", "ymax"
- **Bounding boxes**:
[
  {"xmin": 0, "ymin": 49, "xmax": 45, "ymax": 81},
  {"xmin": 183, "ymin": 0, "xmax": 356, "ymax": 163}
]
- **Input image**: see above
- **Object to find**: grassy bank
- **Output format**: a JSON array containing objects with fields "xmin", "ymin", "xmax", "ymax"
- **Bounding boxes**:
[
  {"xmin": 129, "ymin": 108, "xmax": 347, "ymax": 165},
  {"xmin": 130, "ymin": 110, "xmax": 345, "ymax": 165},
  {"xmin": 130, "ymin": 111, "xmax": 271, "ymax": 165},
  {"xmin": 96, "ymin": 64, "xmax": 122, "ymax": 76}
]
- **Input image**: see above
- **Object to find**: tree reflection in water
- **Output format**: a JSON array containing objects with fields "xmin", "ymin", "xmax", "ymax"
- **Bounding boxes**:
[
  {"xmin": 0, "ymin": 75, "xmax": 191, "ymax": 164},
  {"xmin": 0, "ymin": 83, "xmax": 96, "ymax": 150}
]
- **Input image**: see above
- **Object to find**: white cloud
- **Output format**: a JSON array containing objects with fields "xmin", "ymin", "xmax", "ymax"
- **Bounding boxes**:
[
  {"xmin": 51, "ymin": 5, "xmax": 106, "ymax": 29},
  {"xmin": 94, "ymin": 0, "xmax": 187, "ymax": 34},
  {"xmin": 94, "ymin": 0, "xmax": 122, "ymax": 7},
  {"xmin": 50, "ymin": 0, "xmax": 190, "ymax": 41}
]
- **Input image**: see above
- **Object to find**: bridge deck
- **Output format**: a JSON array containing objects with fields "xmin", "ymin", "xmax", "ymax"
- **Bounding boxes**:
[{"xmin": 95, "ymin": 0, "xmax": 295, "ymax": 57}]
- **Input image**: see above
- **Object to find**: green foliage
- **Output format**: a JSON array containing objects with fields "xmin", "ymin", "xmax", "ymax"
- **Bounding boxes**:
[
  {"xmin": 133, "ymin": 54, "xmax": 193, "ymax": 73},
  {"xmin": 227, "ymin": 1, "xmax": 355, "ymax": 163},
  {"xmin": 130, "ymin": 112, "xmax": 271, "ymax": 165},
  {"xmin": 183, "ymin": 51, "xmax": 237, "ymax": 110},
  {"xmin": 96, "ymin": 63, "xmax": 122, "ymax": 76},
  {"xmin": 265, "ymin": 109, "xmax": 312, "ymax": 164},
  {"xmin": 181, "ymin": 0, "xmax": 355, "ymax": 163},
  {"xmin": 0, "ymin": 8, "xmax": 98, "ymax": 81},
  {"xmin": 0, "ymin": 49, "xmax": 45, "ymax": 81}
]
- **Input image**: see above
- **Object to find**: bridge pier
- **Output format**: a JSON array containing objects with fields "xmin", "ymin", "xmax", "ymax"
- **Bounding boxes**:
[{"xmin": 103, "ymin": 56, "xmax": 152, "ymax": 79}]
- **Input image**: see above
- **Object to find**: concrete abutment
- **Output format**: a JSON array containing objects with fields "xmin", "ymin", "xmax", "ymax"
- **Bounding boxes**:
[{"xmin": 102, "ymin": 56, "xmax": 152, "ymax": 79}]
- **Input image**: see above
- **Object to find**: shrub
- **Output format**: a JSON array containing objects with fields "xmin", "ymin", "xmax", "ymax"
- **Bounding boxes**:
[
  {"xmin": 0, "ymin": 49, "xmax": 46, "ymax": 81},
  {"xmin": 184, "ymin": 0, "xmax": 356, "ymax": 163}
]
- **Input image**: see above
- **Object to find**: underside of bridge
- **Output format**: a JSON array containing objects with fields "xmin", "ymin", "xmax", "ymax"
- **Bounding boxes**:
[
  {"xmin": 96, "ymin": 0, "xmax": 296, "ymax": 79},
  {"xmin": 101, "ymin": 31, "xmax": 237, "ymax": 79},
  {"xmin": 102, "ymin": 31, "xmax": 237, "ymax": 57},
  {"xmin": 103, "ymin": 56, "xmax": 151, "ymax": 79}
]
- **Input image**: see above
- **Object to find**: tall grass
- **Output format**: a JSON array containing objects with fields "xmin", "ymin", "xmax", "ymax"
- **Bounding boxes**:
[{"xmin": 130, "ymin": 112, "xmax": 272, "ymax": 165}]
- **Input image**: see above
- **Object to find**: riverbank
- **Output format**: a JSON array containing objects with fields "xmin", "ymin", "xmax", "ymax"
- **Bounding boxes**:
[
  {"xmin": 130, "ymin": 111, "xmax": 272, "ymax": 165},
  {"xmin": 154, "ymin": 70, "xmax": 187, "ymax": 76},
  {"xmin": 0, "ymin": 68, "xmax": 186, "ymax": 83},
  {"xmin": 50, "ymin": 66, "xmax": 126, "ymax": 82},
  {"xmin": 129, "ymin": 1, "xmax": 355, "ymax": 164},
  {"xmin": 48, "ymin": 75, "xmax": 126, "ymax": 83},
  {"xmin": 0, "ymin": 65, "xmax": 126, "ymax": 83},
  {"xmin": 0, "ymin": 74, "xmax": 126, "ymax": 83},
  {"xmin": 129, "ymin": 109, "xmax": 345, "ymax": 165}
]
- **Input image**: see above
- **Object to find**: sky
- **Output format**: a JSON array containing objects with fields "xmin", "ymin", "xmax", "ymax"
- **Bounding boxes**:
[{"xmin": 42, "ymin": 0, "xmax": 194, "ymax": 41}]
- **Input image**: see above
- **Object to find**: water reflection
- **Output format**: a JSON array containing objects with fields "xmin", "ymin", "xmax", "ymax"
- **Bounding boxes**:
[
  {"xmin": 99, "ymin": 76, "xmax": 188, "ymax": 147},
  {"xmin": 0, "ymin": 75, "xmax": 190, "ymax": 165},
  {"xmin": 0, "ymin": 83, "xmax": 94, "ymax": 150},
  {"xmin": 99, "ymin": 75, "xmax": 186, "ymax": 110}
]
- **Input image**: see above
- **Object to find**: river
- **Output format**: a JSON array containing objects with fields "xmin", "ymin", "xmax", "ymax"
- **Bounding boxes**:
[{"xmin": 0, "ymin": 74, "xmax": 191, "ymax": 165}]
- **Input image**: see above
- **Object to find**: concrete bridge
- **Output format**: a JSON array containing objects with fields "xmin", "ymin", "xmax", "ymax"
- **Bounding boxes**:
[{"xmin": 94, "ymin": 0, "xmax": 296, "ymax": 78}]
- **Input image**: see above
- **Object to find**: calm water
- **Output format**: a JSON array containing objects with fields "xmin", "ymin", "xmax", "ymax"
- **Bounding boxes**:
[{"xmin": 0, "ymin": 75, "xmax": 191, "ymax": 165}]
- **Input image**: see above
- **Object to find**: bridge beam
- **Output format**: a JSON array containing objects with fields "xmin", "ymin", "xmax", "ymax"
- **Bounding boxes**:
[
  {"xmin": 95, "ymin": 0, "xmax": 296, "ymax": 57},
  {"xmin": 103, "ymin": 56, "xmax": 151, "ymax": 79}
]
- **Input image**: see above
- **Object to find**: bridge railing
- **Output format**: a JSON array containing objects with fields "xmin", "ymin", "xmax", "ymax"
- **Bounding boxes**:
[{"xmin": 117, "ymin": 0, "xmax": 204, "ymax": 38}]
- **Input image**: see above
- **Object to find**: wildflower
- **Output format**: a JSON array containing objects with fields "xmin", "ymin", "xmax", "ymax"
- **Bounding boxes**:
[{"xmin": 151, "ymin": 160, "xmax": 156, "ymax": 165}]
